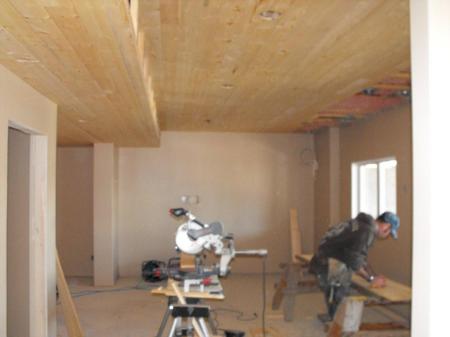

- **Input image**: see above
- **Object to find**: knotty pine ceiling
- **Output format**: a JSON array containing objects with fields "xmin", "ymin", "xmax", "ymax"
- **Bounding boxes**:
[{"xmin": 0, "ymin": 0, "xmax": 410, "ymax": 146}]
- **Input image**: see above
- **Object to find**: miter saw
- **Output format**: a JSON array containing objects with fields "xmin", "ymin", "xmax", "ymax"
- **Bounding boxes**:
[
  {"xmin": 171, "ymin": 207, "xmax": 267, "ymax": 276},
  {"xmin": 143, "ymin": 208, "xmax": 267, "ymax": 289}
]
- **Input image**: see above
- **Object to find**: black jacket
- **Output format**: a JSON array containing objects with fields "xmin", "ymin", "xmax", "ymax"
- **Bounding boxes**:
[{"xmin": 312, "ymin": 213, "xmax": 377, "ymax": 272}]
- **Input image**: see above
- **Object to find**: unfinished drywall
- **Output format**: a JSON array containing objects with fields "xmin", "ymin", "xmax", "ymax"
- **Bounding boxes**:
[
  {"xmin": 338, "ymin": 104, "xmax": 412, "ymax": 284},
  {"xmin": 56, "ymin": 147, "xmax": 93, "ymax": 277},
  {"xmin": 0, "ymin": 64, "xmax": 57, "ymax": 337},
  {"xmin": 7, "ymin": 128, "xmax": 30, "ymax": 337},
  {"xmin": 118, "ymin": 132, "xmax": 315, "ymax": 275}
]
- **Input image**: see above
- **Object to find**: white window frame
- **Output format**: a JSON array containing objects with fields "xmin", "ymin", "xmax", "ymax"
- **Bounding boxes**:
[{"xmin": 351, "ymin": 157, "xmax": 397, "ymax": 217}]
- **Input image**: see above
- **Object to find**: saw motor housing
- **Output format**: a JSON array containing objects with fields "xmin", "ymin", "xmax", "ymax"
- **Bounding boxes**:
[{"xmin": 170, "ymin": 208, "xmax": 236, "ymax": 276}]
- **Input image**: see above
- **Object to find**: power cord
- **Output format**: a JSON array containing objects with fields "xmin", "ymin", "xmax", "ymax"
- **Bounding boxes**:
[
  {"xmin": 57, "ymin": 279, "xmax": 160, "ymax": 303},
  {"xmin": 211, "ymin": 257, "xmax": 268, "ymax": 337},
  {"xmin": 262, "ymin": 256, "xmax": 267, "ymax": 337},
  {"xmin": 210, "ymin": 307, "xmax": 258, "ymax": 333}
]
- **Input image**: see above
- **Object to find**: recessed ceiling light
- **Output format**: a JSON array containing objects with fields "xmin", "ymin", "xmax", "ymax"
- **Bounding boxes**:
[
  {"xmin": 222, "ymin": 83, "xmax": 234, "ymax": 89},
  {"xmin": 78, "ymin": 119, "xmax": 88, "ymax": 123},
  {"xmin": 259, "ymin": 10, "xmax": 282, "ymax": 21}
]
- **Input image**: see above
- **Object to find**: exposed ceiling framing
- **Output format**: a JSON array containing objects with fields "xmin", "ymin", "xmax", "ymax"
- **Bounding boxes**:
[
  {"xmin": 0, "ymin": 0, "xmax": 410, "ymax": 146},
  {"xmin": 302, "ymin": 69, "xmax": 412, "ymax": 131}
]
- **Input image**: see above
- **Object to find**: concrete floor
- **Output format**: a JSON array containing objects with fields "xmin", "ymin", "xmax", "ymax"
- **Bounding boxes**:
[{"xmin": 57, "ymin": 274, "xmax": 410, "ymax": 337}]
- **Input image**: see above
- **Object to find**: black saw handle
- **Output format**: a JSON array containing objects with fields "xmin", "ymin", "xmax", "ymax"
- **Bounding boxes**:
[
  {"xmin": 169, "ymin": 208, "xmax": 188, "ymax": 217},
  {"xmin": 169, "ymin": 208, "xmax": 205, "ymax": 227}
]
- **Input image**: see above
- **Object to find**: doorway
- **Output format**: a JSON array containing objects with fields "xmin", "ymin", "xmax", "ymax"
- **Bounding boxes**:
[
  {"xmin": 7, "ymin": 127, "xmax": 31, "ymax": 337},
  {"xmin": 7, "ymin": 125, "xmax": 49, "ymax": 337}
]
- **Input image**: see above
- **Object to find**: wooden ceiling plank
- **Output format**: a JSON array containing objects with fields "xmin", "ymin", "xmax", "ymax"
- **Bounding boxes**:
[
  {"xmin": 258, "ymin": 0, "xmax": 410, "ymax": 131},
  {"xmin": 0, "ymin": 5, "xmax": 102, "ymax": 126},
  {"xmin": 39, "ymin": 0, "xmax": 137, "ymax": 144},
  {"xmin": 0, "ymin": 0, "xmax": 160, "ymax": 146},
  {"xmin": 245, "ymin": 1, "xmax": 387, "ymax": 130}
]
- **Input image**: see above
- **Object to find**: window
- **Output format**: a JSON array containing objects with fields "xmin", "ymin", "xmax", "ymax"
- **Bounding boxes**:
[{"xmin": 352, "ymin": 158, "xmax": 397, "ymax": 217}]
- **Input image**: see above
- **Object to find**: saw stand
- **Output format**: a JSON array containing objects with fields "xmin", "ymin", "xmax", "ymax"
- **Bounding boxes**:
[{"xmin": 156, "ymin": 297, "xmax": 216, "ymax": 337}]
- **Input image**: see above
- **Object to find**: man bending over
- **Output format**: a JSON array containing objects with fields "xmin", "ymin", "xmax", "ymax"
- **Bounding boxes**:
[{"xmin": 309, "ymin": 211, "xmax": 400, "ymax": 320}]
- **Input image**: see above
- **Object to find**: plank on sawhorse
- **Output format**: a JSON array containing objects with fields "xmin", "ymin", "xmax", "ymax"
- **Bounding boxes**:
[{"xmin": 56, "ymin": 250, "xmax": 84, "ymax": 337}]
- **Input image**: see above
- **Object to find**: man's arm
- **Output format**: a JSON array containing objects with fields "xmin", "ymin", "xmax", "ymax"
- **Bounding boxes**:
[{"xmin": 356, "ymin": 263, "xmax": 386, "ymax": 288}]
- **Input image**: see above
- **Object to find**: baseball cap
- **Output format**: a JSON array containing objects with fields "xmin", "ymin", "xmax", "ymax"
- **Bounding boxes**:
[{"xmin": 377, "ymin": 211, "xmax": 400, "ymax": 239}]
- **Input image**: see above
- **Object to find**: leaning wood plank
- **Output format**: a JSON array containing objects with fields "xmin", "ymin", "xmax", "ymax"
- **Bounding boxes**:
[
  {"xmin": 289, "ymin": 209, "xmax": 302, "ymax": 263},
  {"xmin": 271, "ymin": 277, "xmax": 287, "ymax": 310},
  {"xmin": 56, "ymin": 250, "xmax": 84, "ymax": 337},
  {"xmin": 299, "ymin": 254, "xmax": 411, "ymax": 303}
]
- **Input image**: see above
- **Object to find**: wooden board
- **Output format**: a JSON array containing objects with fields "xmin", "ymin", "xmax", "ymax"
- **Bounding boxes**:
[
  {"xmin": 56, "ymin": 250, "xmax": 84, "ymax": 337},
  {"xmin": 151, "ymin": 276, "xmax": 225, "ymax": 300},
  {"xmin": 351, "ymin": 276, "xmax": 411, "ymax": 303},
  {"xmin": 0, "ymin": 0, "xmax": 159, "ymax": 146},
  {"xmin": 180, "ymin": 253, "xmax": 196, "ymax": 271},
  {"xmin": 137, "ymin": 0, "xmax": 410, "ymax": 133},
  {"xmin": 289, "ymin": 208, "xmax": 302, "ymax": 263},
  {"xmin": 249, "ymin": 327, "xmax": 282, "ymax": 337},
  {"xmin": 299, "ymin": 254, "xmax": 411, "ymax": 303}
]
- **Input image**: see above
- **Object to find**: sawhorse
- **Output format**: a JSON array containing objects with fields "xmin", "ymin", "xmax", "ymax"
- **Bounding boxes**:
[{"xmin": 272, "ymin": 259, "xmax": 318, "ymax": 321}]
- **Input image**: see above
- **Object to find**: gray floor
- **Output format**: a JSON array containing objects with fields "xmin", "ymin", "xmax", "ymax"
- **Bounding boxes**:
[{"xmin": 57, "ymin": 274, "xmax": 410, "ymax": 337}]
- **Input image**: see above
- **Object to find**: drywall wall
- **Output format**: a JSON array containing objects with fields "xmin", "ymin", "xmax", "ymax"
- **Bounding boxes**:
[
  {"xmin": 0, "ymin": 64, "xmax": 57, "ymax": 337},
  {"xmin": 118, "ymin": 132, "xmax": 315, "ymax": 275},
  {"xmin": 7, "ymin": 128, "xmax": 30, "ymax": 337},
  {"xmin": 410, "ymin": 0, "xmax": 450, "ymax": 335},
  {"xmin": 56, "ymin": 147, "xmax": 93, "ymax": 277},
  {"xmin": 339, "ymin": 104, "xmax": 412, "ymax": 284}
]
